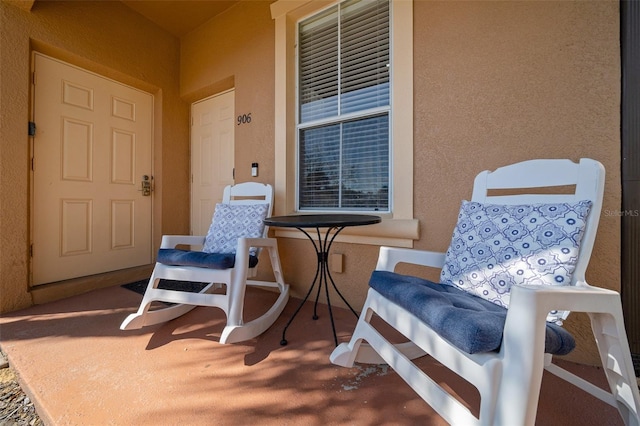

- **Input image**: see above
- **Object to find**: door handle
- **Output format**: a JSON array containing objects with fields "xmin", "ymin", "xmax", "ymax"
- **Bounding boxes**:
[{"xmin": 139, "ymin": 175, "xmax": 152, "ymax": 196}]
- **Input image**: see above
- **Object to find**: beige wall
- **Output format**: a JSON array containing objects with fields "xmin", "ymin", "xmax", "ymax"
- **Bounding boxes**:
[
  {"xmin": 181, "ymin": 0, "xmax": 276, "ymax": 185},
  {"xmin": 182, "ymin": 0, "xmax": 620, "ymax": 365},
  {"xmin": 0, "ymin": 0, "xmax": 621, "ymax": 365},
  {"xmin": 411, "ymin": 1, "xmax": 620, "ymax": 365},
  {"xmin": 181, "ymin": 0, "xmax": 284, "ymax": 289},
  {"xmin": 0, "ymin": 0, "xmax": 190, "ymax": 311}
]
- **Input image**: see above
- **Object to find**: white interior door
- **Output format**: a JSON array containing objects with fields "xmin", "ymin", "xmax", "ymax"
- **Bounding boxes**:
[
  {"xmin": 32, "ymin": 53, "xmax": 153, "ymax": 285},
  {"xmin": 191, "ymin": 91, "xmax": 235, "ymax": 236}
]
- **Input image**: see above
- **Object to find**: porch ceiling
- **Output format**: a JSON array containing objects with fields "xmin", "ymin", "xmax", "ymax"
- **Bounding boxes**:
[{"xmin": 119, "ymin": 0, "xmax": 239, "ymax": 37}]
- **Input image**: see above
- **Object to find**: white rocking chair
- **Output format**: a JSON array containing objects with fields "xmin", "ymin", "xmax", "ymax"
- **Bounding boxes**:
[
  {"xmin": 120, "ymin": 182, "xmax": 289, "ymax": 344},
  {"xmin": 331, "ymin": 158, "xmax": 640, "ymax": 425}
]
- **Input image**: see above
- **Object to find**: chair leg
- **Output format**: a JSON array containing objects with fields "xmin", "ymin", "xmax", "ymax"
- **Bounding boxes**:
[
  {"xmin": 225, "ymin": 268, "xmax": 246, "ymax": 328},
  {"xmin": 590, "ymin": 312, "xmax": 640, "ymax": 425},
  {"xmin": 220, "ymin": 244, "xmax": 290, "ymax": 344},
  {"xmin": 122, "ymin": 245, "xmax": 291, "ymax": 344},
  {"xmin": 121, "ymin": 300, "xmax": 200, "ymax": 330},
  {"xmin": 543, "ymin": 311, "xmax": 640, "ymax": 425},
  {"xmin": 120, "ymin": 267, "xmax": 208, "ymax": 330},
  {"xmin": 330, "ymin": 304, "xmax": 374, "ymax": 367},
  {"xmin": 121, "ymin": 270, "xmax": 161, "ymax": 330},
  {"xmin": 331, "ymin": 289, "xmax": 485, "ymax": 425},
  {"xmin": 331, "ymin": 289, "xmax": 428, "ymax": 366},
  {"xmin": 220, "ymin": 280, "xmax": 289, "ymax": 344}
]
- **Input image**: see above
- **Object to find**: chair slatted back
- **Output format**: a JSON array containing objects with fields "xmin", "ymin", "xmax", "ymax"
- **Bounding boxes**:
[
  {"xmin": 470, "ymin": 158, "xmax": 605, "ymax": 284},
  {"xmin": 222, "ymin": 182, "xmax": 274, "ymax": 238}
]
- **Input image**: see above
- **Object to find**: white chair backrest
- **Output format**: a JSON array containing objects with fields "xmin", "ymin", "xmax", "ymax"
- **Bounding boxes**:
[
  {"xmin": 470, "ymin": 158, "xmax": 605, "ymax": 284},
  {"xmin": 222, "ymin": 182, "xmax": 274, "ymax": 238}
]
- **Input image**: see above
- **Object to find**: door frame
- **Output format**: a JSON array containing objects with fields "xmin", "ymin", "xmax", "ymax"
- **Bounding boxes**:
[
  {"xmin": 190, "ymin": 89, "xmax": 236, "ymax": 236},
  {"xmin": 621, "ymin": 1, "xmax": 640, "ymax": 371},
  {"xmin": 28, "ymin": 52, "xmax": 158, "ymax": 300}
]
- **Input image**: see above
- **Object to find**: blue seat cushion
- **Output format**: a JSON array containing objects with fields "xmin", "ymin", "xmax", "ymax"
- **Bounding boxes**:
[
  {"xmin": 369, "ymin": 270, "xmax": 575, "ymax": 355},
  {"xmin": 157, "ymin": 248, "xmax": 259, "ymax": 270}
]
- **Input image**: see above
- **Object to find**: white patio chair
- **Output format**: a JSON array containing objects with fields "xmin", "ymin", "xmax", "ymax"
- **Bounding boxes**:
[
  {"xmin": 331, "ymin": 158, "xmax": 640, "ymax": 425},
  {"xmin": 120, "ymin": 182, "xmax": 289, "ymax": 344}
]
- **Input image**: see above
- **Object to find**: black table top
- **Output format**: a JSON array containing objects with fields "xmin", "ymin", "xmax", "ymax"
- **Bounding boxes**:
[{"xmin": 264, "ymin": 214, "xmax": 381, "ymax": 228}]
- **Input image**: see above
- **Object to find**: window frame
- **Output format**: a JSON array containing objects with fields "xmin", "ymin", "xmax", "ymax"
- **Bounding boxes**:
[
  {"xmin": 296, "ymin": 0, "xmax": 392, "ymax": 213},
  {"xmin": 271, "ymin": 0, "xmax": 418, "ymax": 247}
]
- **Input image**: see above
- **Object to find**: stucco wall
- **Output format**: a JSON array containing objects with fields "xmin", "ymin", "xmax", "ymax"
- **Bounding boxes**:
[
  {"xmin": 0, "ymin": 0, "xmax": 622, "ymax": 365},
  {"xmin": 411, "ymin": 1, "xmax": 620, "ymax": 365},
  {"xmin": 180, "ymin": 0, "xmax": 284, "ymax": 289},
  {"xmin": 181, "ymin": 0, "xmax": 276, "ymax": 185},
  {"xmin": 0, "ymin": 0, "xmax": 189, "ymax": 311},
  {"xmin": 182, "ymin": 0, "xmax": 620, "ymax": 365}
]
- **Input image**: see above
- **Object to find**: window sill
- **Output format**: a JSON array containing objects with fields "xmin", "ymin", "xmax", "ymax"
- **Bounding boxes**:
[{"xmin": 272, "ymin": 218, "xmax": 419, "ymax": 248}]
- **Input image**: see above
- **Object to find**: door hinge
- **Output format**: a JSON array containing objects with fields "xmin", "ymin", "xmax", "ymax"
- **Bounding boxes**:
[
  {"xmin": 232, "ymin": 168, "xmax": 235, "ymax": 179},
  {"xmin": 28, "ymin": 122, "xmax": 36, "ymax": 136},
  {"xmin": 30, "ymin": 244, "xmax": 33, "ymax": 258}
]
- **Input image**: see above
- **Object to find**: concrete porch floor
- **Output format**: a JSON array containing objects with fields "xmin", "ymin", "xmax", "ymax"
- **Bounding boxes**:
[{"xmin": 0, "ymin": 284, "xmax": 625, "ymax": 425}]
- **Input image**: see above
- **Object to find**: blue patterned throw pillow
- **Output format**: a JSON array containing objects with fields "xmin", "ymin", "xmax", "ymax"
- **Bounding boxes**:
[
  {"xmin": 203, "ymin": 203, "xmax": 269, "ymax": 255},
  {"xmin": 440, "ymin": 200, "xmax": 592, "ymax": 324}
]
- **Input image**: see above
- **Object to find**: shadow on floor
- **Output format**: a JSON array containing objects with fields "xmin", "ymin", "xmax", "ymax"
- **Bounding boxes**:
[{"xmin": 0, "ymin": 285, "xmax": 624, "ymax": 425}]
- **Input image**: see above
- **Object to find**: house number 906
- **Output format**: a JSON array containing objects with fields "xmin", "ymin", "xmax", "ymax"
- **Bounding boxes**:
[{"xmin": 237, "ymin": 113, "xmax": 252, "ymax": 125}]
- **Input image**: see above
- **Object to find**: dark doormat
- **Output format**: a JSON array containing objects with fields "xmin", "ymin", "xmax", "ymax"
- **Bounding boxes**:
[{"xmin": 122, "ymin": 279, "xmax": 209, "ymax": 296}]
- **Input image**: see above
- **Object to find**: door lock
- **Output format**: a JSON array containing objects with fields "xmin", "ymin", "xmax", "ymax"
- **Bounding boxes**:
[{"xmin": 139, "ymin": 175, "xmax": 152, "ymax": 196}]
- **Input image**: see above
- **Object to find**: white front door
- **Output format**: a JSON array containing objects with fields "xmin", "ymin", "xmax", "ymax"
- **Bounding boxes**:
[
  {"xmin": 191, "ymin": 91, "xmax": 235, "ymax": 236},
  {"xmin": 32, "ymin": 53, "xmax": 154, "ymax": 285}
]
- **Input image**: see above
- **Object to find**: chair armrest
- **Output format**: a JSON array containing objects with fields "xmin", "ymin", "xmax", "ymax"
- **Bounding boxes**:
[
  {"xmin": 160, "ymin": 236, "xmax": 275, "ymax": 251},
  {"xmin": 503, "ymin": 282, "xmax": 621, "ymax": 343},
  {"xmin": 160, "ymin": 235, "xmax": 206, "ymax": 249},
  {"xmin": 237, "ymin": 237, "xmax": 279, "ymax": 258},
  {"xmin": 501, "ymin": 282, "xmax": 623, "ymax": 361},
  {"xmin": 238, "ymin": 237, "xmax": 279, "ymax": 249},
  {"xmin": 234, "ymin": 237, "xmax": 279, "ymax": 269},
  {"xmin": 376, "ymin": 246, "xmax": 446, "ymax": 272},
  {"xmin": 508, "ymin": 281, "xmax": 621, "ymax": 316}
]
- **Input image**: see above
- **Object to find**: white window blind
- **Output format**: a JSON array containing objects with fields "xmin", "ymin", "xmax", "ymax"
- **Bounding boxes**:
[{"xmin": 298, "ymin": 0, "xmax": 390, "ymax": 211}]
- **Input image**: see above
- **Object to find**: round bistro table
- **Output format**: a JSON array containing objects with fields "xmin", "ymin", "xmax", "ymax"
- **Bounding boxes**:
[{"xmin": 264, "ymin": 214, "xmax": 381, "ymax": 346}]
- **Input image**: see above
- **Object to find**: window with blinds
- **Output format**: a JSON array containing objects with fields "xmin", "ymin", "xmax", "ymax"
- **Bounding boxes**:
[{"xmin": 297, "ymin": 0, "xmax": 390, "ymax": 211}]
